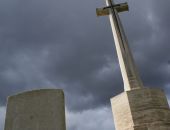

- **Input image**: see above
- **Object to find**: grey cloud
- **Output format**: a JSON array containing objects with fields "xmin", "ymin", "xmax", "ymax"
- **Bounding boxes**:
[
  {"xmin": 0, "ymin": 0, "xmax": 170, "ymax": 130},
  {"xmin": 66, "ymin": 107, "xmax": 115, "ymax": 130},
  {"xmin": 0, "ymin": 107, "xmax": 6, "ymax": 130},
  {"xmin": 0, "ymin": 0, "xmax": 170, "ymax": 112}
]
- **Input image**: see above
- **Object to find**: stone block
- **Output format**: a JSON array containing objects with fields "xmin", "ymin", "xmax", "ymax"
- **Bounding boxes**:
[
  {"xmin": 4, "ymin": 89, "xmax": 66, "ymax": 130},
  {"xmin": 111, "ymin": 88, "xmax": 170, "ymax": 130}
]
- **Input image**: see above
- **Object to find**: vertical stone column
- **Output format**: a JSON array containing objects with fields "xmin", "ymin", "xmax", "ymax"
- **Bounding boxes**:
[
  {"xmin": 105, "ymin": 0, "xmax": 143, "ymax": 91},
  {"xmin": 4, "ymin": 89, "xmax": 66, "ymax": 130}
]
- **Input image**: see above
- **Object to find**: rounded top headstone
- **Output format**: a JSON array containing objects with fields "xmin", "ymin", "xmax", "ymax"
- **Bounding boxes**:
[{"xmin": 4, "ymin": 89, "xmax": 66, "ymax": 130}]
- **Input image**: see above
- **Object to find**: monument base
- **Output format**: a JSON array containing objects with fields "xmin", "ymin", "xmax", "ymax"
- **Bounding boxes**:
[{"xmin": 111, "ymin": 88, "xmax": 170, "ymax": 130}]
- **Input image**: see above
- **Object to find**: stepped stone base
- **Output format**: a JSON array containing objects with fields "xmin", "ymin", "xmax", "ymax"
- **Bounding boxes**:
[{"xmin": 111, "ymin": 88, "xmax": 170, "ymax": 130}]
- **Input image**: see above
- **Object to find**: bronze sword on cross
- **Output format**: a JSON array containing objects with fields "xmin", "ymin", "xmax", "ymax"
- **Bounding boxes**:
[{"xmin": 96, "ymin": 0, "xmax": 143, "ymax": 91}]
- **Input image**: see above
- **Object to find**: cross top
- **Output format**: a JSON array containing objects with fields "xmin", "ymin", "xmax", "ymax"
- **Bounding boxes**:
[
  {"xmin": 96, "ymin": 2, "xmax": 128, "ymax": 16},
  {"xmin": 96, "ymin": 0, "xmax": 143, "ymax": 91}
]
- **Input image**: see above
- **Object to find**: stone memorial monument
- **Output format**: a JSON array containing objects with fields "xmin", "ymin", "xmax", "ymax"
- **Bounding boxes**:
[
  {"xmin": 96, "ymin": 0, "xmax": 170, "ymax": 130},
  {"xmin": 4, "ymin": 89, "xmax": 66, "ymax": 130}
]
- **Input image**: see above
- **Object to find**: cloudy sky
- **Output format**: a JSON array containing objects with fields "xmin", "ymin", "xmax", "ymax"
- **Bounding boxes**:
[{"xmin": 0, "ymin": 0, "xmax": 170, "ymax": 130}]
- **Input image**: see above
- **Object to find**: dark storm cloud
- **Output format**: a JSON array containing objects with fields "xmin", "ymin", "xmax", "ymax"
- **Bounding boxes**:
[
  {"xmin": 66, "ymin": 107, "xmax": 115, "ymax": 130},
  {"xmin": 0, "ymin": 0, "xmax": 119, "ymax": 110},
  {"xmin": 0, "ymin": 0, "xmax": 170, "ymax": 113}
]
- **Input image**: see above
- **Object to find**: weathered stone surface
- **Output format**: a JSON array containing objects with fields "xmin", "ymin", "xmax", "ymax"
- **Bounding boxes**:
[
  {"xmin": 111, "ymin": 88, "xmax": 170, "ymax": 130},
  {"xmin": 4, "ymin": 89, "xmax": 66, "ymax": 130}
]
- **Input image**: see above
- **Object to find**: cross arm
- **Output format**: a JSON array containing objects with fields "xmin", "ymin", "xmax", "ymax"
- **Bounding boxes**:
[{"xmin": 96, "ymin": 2, "xmax": 128, "ymax": 17}]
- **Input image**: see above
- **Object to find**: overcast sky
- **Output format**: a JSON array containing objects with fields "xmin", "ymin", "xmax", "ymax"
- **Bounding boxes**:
[{"xmin": 0, "ymin": 0, "xmax": 170, "ymax": 130}]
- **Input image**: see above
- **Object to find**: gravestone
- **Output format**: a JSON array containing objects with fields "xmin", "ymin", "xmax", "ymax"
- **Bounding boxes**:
[{"xmin": 4, "ymin": 89, "xmax": 66, "ymax": 130}]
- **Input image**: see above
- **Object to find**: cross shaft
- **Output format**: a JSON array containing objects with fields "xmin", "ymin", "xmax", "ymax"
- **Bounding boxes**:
[{"xmin": 97, "ymin": 0, "xmax": 143, "ymax": 91}]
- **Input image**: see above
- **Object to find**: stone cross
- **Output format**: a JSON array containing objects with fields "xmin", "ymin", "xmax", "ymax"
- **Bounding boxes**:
[{"xmin": 96, "ymin": 0, "xmax": 143, "ymax": 91}]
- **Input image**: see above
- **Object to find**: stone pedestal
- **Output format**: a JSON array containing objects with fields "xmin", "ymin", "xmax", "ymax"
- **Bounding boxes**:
[
  {"xmin": 4, "ymin": 89, "xmax": 66, "ymax": 130},
  {"xmin": 111, "ymin": 88, "xmax": 170, "ymax": 130}
]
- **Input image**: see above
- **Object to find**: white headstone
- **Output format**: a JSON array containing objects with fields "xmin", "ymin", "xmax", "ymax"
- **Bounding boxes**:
[{"xmin": 4, "ymin": 89, "xmax": 66, "ymax": 130}]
